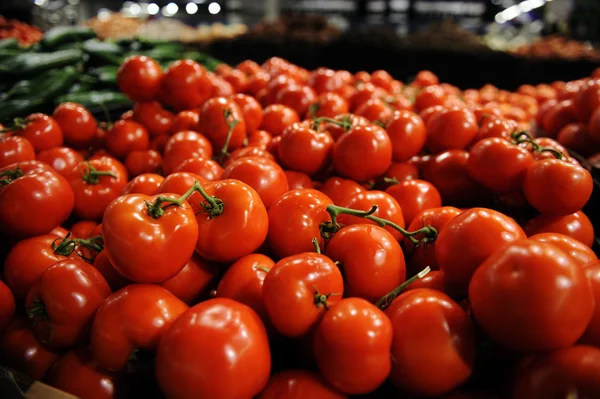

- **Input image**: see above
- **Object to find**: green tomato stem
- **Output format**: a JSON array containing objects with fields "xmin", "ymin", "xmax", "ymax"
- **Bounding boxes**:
[
  {"xmin": 511, "ymin": 131, "xmax": 565, "ymax": 160},
  {"xmin": 146, "ymin": 180, "xmax": 223, "ymax": 219},
  {"xmin": 81, "ymin": 162, "xmax": 117, "ymax": 185},
  {"xmin": 375, "ymin": 266, "xmax": 431, "ymax": 310},
  {"xmin": 217, "ymin": 108, "xmax": 241, "ymax": 166}
]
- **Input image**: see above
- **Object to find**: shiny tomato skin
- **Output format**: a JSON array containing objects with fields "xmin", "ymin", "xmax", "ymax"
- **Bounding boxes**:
[
  {"xmin": 469, "ymin": 240, "xmax": 594, "ymax": 353},
  {"xmin": 91, "ymin": 284, "xmax": 188, "ymax": 371},
  {"xmin": 405, "ymin": 270, "xmax": 447, "ymax": 292},
  {"xmin": 385, "ymin": 161, "xmax": 420, "ymax": 181},
  {"xmin": 0, "ymin": 161, "xmax": 74, "ymax": 238},
  {"xmin": 323, "ymin": 113, "xmax": 370, "ymax": 141},
  {"xmin": 248, "ymin": 129, "xmax": 273, "ymax": 148},
  {"xmin": 333, "ymin": 124, "xmax": 392, "ymax": 181},
  {"xmin": 232, "ymin": 93, "xmax": 264, "ymax": 133},
  {"xmin": 0, "ymin": 135, "xmax": 35, "ymax": 168},
  {"xmin": 132, "ymin": 101, "xmax": 174, "ymax": 137},
  {"xmin": 121, "ymin": 173, "xmax": 164, "ymax": 195},
  {"xmin": 260, "ymin": 104, "xmax": 300, "ymax": 136},
  {"xmin": 155, "ymin": 298, "xmax": 271, "ymax": 399},
  {"xmin": 37, "ymin": 146, "xmax": 83, "ymax": 177},
  {"xmin": 162, "ymin": 130, "xmax": 213, "ymax": 175},
  {"xmin": 513, "ymin": 346, "xmax": 600, "ymax": 399},
  {"xmin": 426, "ymin": 107, "xmax": 478, "ymax": 153},
  {"xmin": 355, "ymin": 98, "xmax": 394, "ymax": 124},
  {"xmin": 160, "ymin": 59, "xmax": 211, "ymax": 110},
  {"xmin": 385, "ymin": 179, "xmax": 442, "ymax": 226},
  {"xmin": 195, "ymin": 180, "xmax": 268, "ymax": 263},
  {"xmin": 70, "ymin": 220, "xmax": 98, "ymax": 239},
  {"xmin": 198, "ymin": 97, "xmax": 247, "ymax": 152},
  {"xmin": 284, "ymin": 170, "xmax": 313, "ymax": 190},
  {"xmin": 386, "ymin": 110, "xmax": 426, "ymax": 162},
  {"xmin": 319, "ymin": 177, "xmax": 365, "ymax": 206},
  {"xmin": 66, "ymin": 157, "xmax": 128, "ymax": 220},
  {"xmin": 0, "ymin": 281, "xmax": 15, "ymax": 333},
  {"xmin": 276, "ymin": 84, "xmax": 318, "ymax": 117},
  {"xmin": 124, "ymin": 149, "xmax": 162, "ymax": 176},
  {"xmin": 14, "ymin": 113, "xmax": 63, "ymax": 152},
  {"xmin": 222, "ymin": 157, "xmax": 288, "ymax": 209},
  {"xmin": 313, "ymin": 298, "xmax": 392, "ymax": 395},
  {"xmin": 557, "ymin": 122, "xmax": 598, "ymax": 157},
  {"xmin": 542, "ymin": 99, "xmax": 577, "ymax": 137},
  {"xmin": 216, "ymin": 254, "xmax": 274, "ymax": 322},
  {"xmin": 226, "ymin": 146, "xmax": 275, "ymax": 166},
  {"xmin": 25, "ymin": 259, "xmax": 111, "ymax": 348},
  {"xmin": 580, "ymin": 262, "xmax": 600, "ymax": 346},
  {"xmin": 53, "ymin": 102, "xmax": 97, "ymax": 148},
  {"xmin": 530, "ymin": 232, "xmax": 598, "ymax": 267},
  {"xmin": 157, "ymin": 172, "xmax": 208, "ymax": 211},
  {"xmin": 93, "ymin": 250, "xmax": 131, "ymax": 292},
  {"xmin": 310, "ymin": 92, "xmax": 349, "ymax": 119},
  {"xmin": 258, "ymin": 370, "xmax": 347, "ymax": 399},
  {"xmin": 326, "ymin": 224, "xmax": 405, "ymax": 302},
  {"xmin": 278, "ymin": 123, "xmax": 334, "ymax": 176},
  {"xmin": 524, "ymin": 211, "xmax": 594, "ymax": 248},
  {"xmin": 436, "ymin": 208, "xmax": 526, "ymax": 296},
  {"xmin": 414, "ymin": 85, "xmax": 446, "ymax": 112},
  {"xmin": 268, "ymin": 189, "xmax": 332, "ymax": 258},
  {"xmin": 385, "ymin": 288, "xmax": 475, "ymax": 396},
  {"xmin": 102, "ymin": 193, "xmax": 198, "ymax": 283},
  {"xmin": 160, "ymin": 253, "xmax": 218, "ymax": 305},
  {"xmin": 523, "ymin": 159, "xmax": 593, "ymax": 216},
  {"xmin": 173, "ymin": 158, "xmax": 223, "ymax": 182},
  {"xmin": 171, "ymin": 109, "xmax": 201, "ymax": 133},
  {"xmin": 309, "ymin": 68, "xmax": 344, "ymax": 95},
  {"xmin": 117, "ymin": 55, "xmax": 163, "ymax": 102},
  {"xmin": 262, "ymin": 253, "xmax": 344, "ymax": 338},
  {"xmin": 105, "ymin": 120, "xmax": 150, "ymax": 159}
]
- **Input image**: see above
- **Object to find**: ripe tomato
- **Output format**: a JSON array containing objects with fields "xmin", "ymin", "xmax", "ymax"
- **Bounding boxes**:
[
  {"xmin": 523, "ymin": 159, "xmax": 593, "ymax": 216},
  {"xmin": 47, "ymin": 348, "xmax": 124, "ymax": 399},
  {"xmin": 385, "ymin": 288, "xmax": 475, "ymax": 396},
  {"xmin": 385, "ymin": 110, "xmax": 426, "ymax": 162},
  {"xmin": 323, "ymin": 113, "xmax": 369, "ymax": 141},
  {"xmin": 405, "ymin": 270, "xmax": 447, "ymax": 292},
  {"xmin": 385, "ymin": 161, "xmax": 420, "ymax": 181},
  {"xmin": 121, "ymin": 173, "xmax": 164, "ymax": 195},
  {"xmin": 260, "ymin": 104, "xmax": 300, "ymax": 136},
  {"xmin": 350, "ymin": 82, "xmax": 387, "ymax": 112},
  {"xmin": 355, "ymin": 98, "xmax": 394, "ymax": 123},
  {"xmin": 247, "ymin": 129, "xmax": 273, "ymax": 148},
  {"xmin": 0, "ymin": 161, "xmax": 74, "ymax": 238},
  {"xmin": 173, "ymin": 157, "xmax": 223, "ymax": 181},
  {"xmin": 150, "ymin": 134, "xmax": 169, "ymax": 153},
  {"xmin": 246, "ymin": 70, "xmax": 271, "ymax": 97},
  {"xmin": 69, "ymin": 220, "xmax": 98, "ymax": 239},
  {"xmin": 470, "ymin": 240, "xmax": 594, "ymax": 353},
  {"xmin": 217, "ymin": 254, "xmax": 274, "ymax": 322},
  {"xmin": 268, "ymin": 189, "xmax": 332, "ymax": 258},
  {"xmin": 226, "ymin": 145, "xmax": 275, "ymax": 165},
  {"xmin": 162, "ymin": 130, "xmax": 213, "ymax": 175},
  {"xmin": 309, "ymin": 68, "xmax": 344, "ymax": 95},
  {"xmin": 155, "ymin": 298, "xmax": 271, "ymax": 399},
  {"xmin": 338, "ymin": 190, "xmax": 405, "ymax": 241},
  {"xmin": 133, "ymin": 101, "xmax": 174, "ymax": 137},
  {"xmin": 590, "ymin": 107, "xmax": 600, "ymax": 143},
  {"xmin": 222, "ymin": 157, "xmax": 288, "ymax": 208},
  {"xmin": 223, "ymin": 68, "xmax": 248, "ymax": 92},
  {"xmin": 0, "ymin": 318, "xmax": 60, "ymax": 380},
  {"xmin": 278, "ymin": 122, "xmax": 334, "ymax": 175},
  {"xmin": 263, "ymin": 253, "xmax": 343, "ymax": 337},
  {"xmin": 232, "ymin": 93, "xmax": 264, "ymax": 133},
  {"xmin": 284, "ymin": 170, "xmax": 313, "ymax": 190},
  {"xmin": 53, "ymin": 102, "xmax": 97, "ymax": 148},
  {"xmin": 10, "ymin": 113, "xmax": 63, "ymax": 152},
  {"xmin": 124, "ymin": 149, "xmax": 162, "ymax": 176},
  {"xmin": 542, "ymin": 99, "xmax": 577, "ymax": 137},
  {"xmin": 93, "ymin": 250, "xmax": 131, "ymax": 292},
  {"xmin": 513, "ymin": 346, "xmax": 600, "ymax": 399},
  {"xmin": 557, "ymin": 122, "xmax": 597, "ymax": 157},
  {"xmin": 426, "ymin": 107, "xmax": 478, "ymax": 153},
  {"xmin": 66, "ymin": 157, "xmax": 128, "ymax": 220},
  {"xmin": 102, "ymin": 192, "xmax": 198, "ymax": 283},
  {"xmin": 117, "ymin": 55, "xmax": 163, "ymax": 101},
  {"xmin": 258, "ymin": 370, "xmax": 347, "ymax": 399},
  {"xmin": 0, "ymin": 135, "xmax": 35, "ymax": 168},
  {"xmin": 36, "ymin": 146, "xmax": 83, "ymax": 177},
  {"xmin": 310, "ymin": 92, "xmax": 349, "ymax": 119},
  {"xmin": 314, "ymin": 298, "xmax": 392, "ymax": 394},
  {"xmin": 160, "ymin": 253, "xmax": 217, "ymax": 305},
  {"xmin": 236, "ymin": 59, "xmax": 261, "ymax": 76},
  {"xmin": 0, "ymin": 280, "xmax": 15, "ymax": 332},
  {"xmin": 319, "ymin": 177, "xmax": 365, "ymax": 205},
  {"xmin": 105, "ymin": 120, "xmax": 150, "ymax": 159},
  {"xmin": 385, "ymin": 179, "xmax": 442, "ymax": 225},
  {"xmin": 171, "ymin": 109, "xmax": 201, "ymax": 133},
  {"xmin": 414, "ymin": 85, "xmax": 446, "ymax": 113},
  {"xmin": 160, "ymin": 59, "xmax": 212, "ymax": 110},
  {"xmin": 157, "ymin": 172, "xmax": 207, "ymax": 211},
  {"xmin": 326, "ymin": 224, "xmax": 405, "ymax": 302},
  {"xmin": 25, "ymin": 259, "xmax": 111, "ymax": 348},
  {"xmin": 333, "ymin": 124, "xmax": 392, "ymax": 181},
  {"xmin": 530, "ymin": 232, "xmax": 598, "ymax": 267},
  {"xmin": 476, "ymin": 116, "xmax": 517, "ymax": 142},
  {"xmin": 436, "ymin": 208, "xmax": 526, "ymax": 296},
  {"xmin": 524, "ymin": 211, "xmax": 594, "ymax": 248},
  {"xmin": 580, "ymin": 262, "xmax": 600, "ymax": 346},
  {"xmin": 276, "ymin": 84, "xmax": 317, "ymax": 117}
]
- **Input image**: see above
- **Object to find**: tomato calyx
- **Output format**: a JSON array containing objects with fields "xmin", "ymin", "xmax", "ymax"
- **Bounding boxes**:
[
  {"xmin": 81, "ymin": 162, "xmax": 118, "ymax": 185},
  {"xmin": 375, "ymin": 266, "xmax": 431, "ymax": 310},
  {"xmin": 312, "ymin": 115, "xmax": 352, "ymax": 131},
  {"xmin": 27, "ymin": 298, "xmax": 50, "ymax": 325},
  {"xmin": 308, "ymin": 102, "xmax": 320, "ymax": 118},
  {"xmin": 216, "ymin": 108, "xmax": 241, "ymax": 166},
  {"xmin": 0, "ymin": 117, "xmax": 30, "ymax": 133},
  {"xmin": 0, "ymin": 165, "xmax": 24, "ymax": 186},
  {"xmin": 145, "ymin": 180, "xmax": 223, "ymax": 219},
  {"xmin": 511, "ymin": 131, "xmax": 565, "ymax": 160},
  {"xmin": 313, "ymin": 289, "xmax": 339, "ymax": 311},
  {"xmin": 52, "ymin": 233, "xmax": 104, "ymax": 260},
  {"xmin": 372, "ymin": 120, "xmax": 386, "ymax": 128}
]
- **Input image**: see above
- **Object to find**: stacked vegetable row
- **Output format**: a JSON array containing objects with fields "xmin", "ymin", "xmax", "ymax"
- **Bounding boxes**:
[{"xmin": 0, "ymin": 54, "xmax": 599, "ymax": 399}]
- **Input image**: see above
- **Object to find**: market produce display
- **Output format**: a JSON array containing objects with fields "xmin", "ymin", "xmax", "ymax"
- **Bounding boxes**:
[{"xmin": 0, "ymin": 49, "xmax": 599, "ymax": 399}]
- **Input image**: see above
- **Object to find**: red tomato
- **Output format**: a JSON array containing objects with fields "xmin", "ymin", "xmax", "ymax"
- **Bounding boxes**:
[
  {"xmin": 414, "ymin": 70, "xmax": 439, "ymax": 87},
  {"xmin": 470, "ymin": 240, "xmax": 594, "ymax": 353},
  {"xmin": 268, "ymin": 189, "xmax": 332, "ymax": 258},
  {"xmin": 385, "ymin": 110, "xmax": 426, "ymax": 162},
  {"xmin": 355, "ymin": 98, "xmax": 394, "ymax": 123},
  {"xmin": 226, "ymin": 146, "xmax": 275, "ymax": 166},
  {"xmin": 236, "ymin": 59, "xmax": 261, "ymax": 76},
  {"xmin": 530, "ymin": 232, "xmax": 598, "ymax": 267},
  {"xmin": 573, "ymin": 80, "xmax": 600, "ymax": 122},
  {"xmin": 232, "ymin": 93, "xmax": 264, "ymax": 133},
  {"xmin": 105, "ymin": 120, "xmax": 150, "ymax": 159},
  {"xmin": 322, "ymin": 113, "xmax": 370, "ymax": 141},
  {"xmin": 309, "ymin": 92, "xmax": 349, "ymax": 119},
  {"xmin": 47, "ymin": 348, "xmax": 124, "ymax": 399},
  {"xmin": 160, "ymin": 253, "xmax": 218, "ymax": 305},
  {"xmin": 258, "ymin": 370, "xmax": 347, "ymax": 399},
  {"xmin": 246, "ymin": 70, "xmax": 271, "ymax": 97},
  {"xmin": 10, "ymin": 113, "xmax": 63, "ymax": 152},
  {"xmin": 216, "ymin": 254, "xmax": 274, "ymax": 322},
  {"xmin": 385, "ymin": 288, "xmax": 475, "ymax": 396},
  {"xmin": 476, "ymin": 116, "xmax": 517, "ymax": 142},
  {"xmin": 284, "ymin": 170, "xmax": 313, "ymax": 190},
  {"xmin": 350, "ymin": 83, "xmax": 387, "ymax": 112},
  {"xmin": 157, "ymin": 172, "xmax": 208, "ymax": 211},
  {"xmin": 198, "ymin": 97, "xmax": 247, "ymax": 152},
  {"xmin": 326, "ymin": 224, "xmax": 405, "ymax": 302},
  {"xmin": 557, "ymin": 122, "xmax": 598, "ymax": 157},
  {"xmin": 314, "ymin": 298, "xmax": 392, "ymax": 394},
  {"xmin": 102, "ymin": 192, "xmax": 198, "ymax": 283},
  {"xmin": 260, "ymin": 104, "xmax": 300, "ymax": 136},
  {"xmin": 149, "ymin": 134, "xmax": 169, "ymax": 153},
  {"xmin": 162, "ymin": 130, "xmax": 213, "ymax": 175},
  {"xmin": 513, "ymin": 346, "xmax": 600, "ymax": 399},
  {"xmin": 333, "ymin": 124, "xmax": 392, "ymax": 181},
  {"xmin": 523, "ymin": 159, "xmax": 593, "ymax": 216},
  {"xmin": 53, "ymin": 102, "xmax": 97, "ymax": 148},
  {"xmin": 276, "ymin": 84, "xmax": 317, "ymax": 117},
  {"xmin": 160, "ymin": 59, "xmax": 212, "ymax": 110},
  {"xmin": 173, "ymin": 157, "xmax": 223, "ymax": 181},
  {"xmin": 581, "ymin": 262, "xmax": 600, "ymax": 346},
  {"xmin": 0, "ymin": 318, "xmax": 60, "ymax": 380},
  {"xmin": 0, "ymin": 135, "xmax": 35, "ymax": 168},
  {"xmin": 524, "ymin": 211, "xmax": 594, "ymax": 248},
  {"xmin": 590, "ymin": 107, "xmax": 600, "ymax": 143},
  {"xmin": 25, "ymin": 259, "xmax": 111, "ymax": 348},
  {"xmin": 36, "ymin": 146, "xmax": 83, "ymax": 177},
  {"xmin": 0, "ymin": 161, "xmax": 74, "ymax": 238},
  {"xmin": 309, "ymin": 68, "xmax": 344, "ymax": 95},
  {"xmin": 93, "ymin": 250, "xmax": 130, "ymax": 292},
  {"xmin": 223, "ymin": 68, "xmax": 248, "ymax": 92},
  {"xmin": 69, "ymin": 220, "xmax": 98, "ymax": 239},
  {"xmin": 66, "ymin": 157, "xmax": 128, "ymax": 220},
  {"xmin": 0, "ymin": 280, "xmax": 15, "ymax": 332},
  {"xmin": 91, "ymin": 284, "xmax": 188, "ymax": 371},
  {"xmin": 436, "ymin": 208, "xmax": 526, "ymax": 296},
  {"xmin": 426, "ymin": 107, "xmax": 478, "ymax": 153},
  {"xmin": 385, "ymin": 179, "xmax": 442, "ymax": 225},
  {"xmin": 171, "ymin": 109, "xmax": 201, "ymax": 133},
  {"xmin": 121, "ymin": 173, "xmax": 164, "ymax": 195},
  {"xmin": 278, "ymin": 122, "xmax": 334, "ymax": 176},
  {"xmin": 117, "ymin": 55, "xmax": 163, "ymax": 101},
  {"xmin": 155, "ymin": 298, "xmax": 271, "ymax": 399},
  {"xmin": 319, "ymin": 177, "xmax": 365, "ymax": 206},
  {"xmin": 405, "ymin": 270, "xmax": 447, "ymax": 292},
  {"xmin": 222, "ymin": 157, "xmax": 288, "ymax": 208},
  {"xmin": 247, "ymin": 129, "xmax": 273, "ymax": 149},
  {"xmin": 124, "ymin": 149, "xmax": 162, "ymax": 176},
  {"xmin": 385, "ymin": 161, "xmax": 420, "ymax": 181},
  {"xmin": 133, "ymin": 101, "xmax": 174, "ymax": 137},
  {"xmin": 263, "ymin": 253, "xmax": 343, "ymax": 337},
  {"xmin": 414, "ymin": 85, "xmax": 446, "ymax": 113},
  {"xmin": 542, "ymin": 99, "xmax": 577, "ymax": 137}
]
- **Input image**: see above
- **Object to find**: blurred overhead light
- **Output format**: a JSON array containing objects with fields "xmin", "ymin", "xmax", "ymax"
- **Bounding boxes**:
[
  {"xmin": 148, "ymin": 3, "xmax": 159, "ymax": 14},
  {"xmin": 208, "ymin": 2, "xmax": 221, "ymax": 14},
  {"xmin": 186, "ymin": 3, "xmax": 199, "ymax": 14},
  {"xmin": 163, "ymin": 2, "xmax": 179, "ymax": 16},
  {"xmin": 34, "ymin": 0, "xmax": 46, "ymax": 5},
  {"xmin": 129, "ymin": 3, "xmax": 141, "ymax": 15}
]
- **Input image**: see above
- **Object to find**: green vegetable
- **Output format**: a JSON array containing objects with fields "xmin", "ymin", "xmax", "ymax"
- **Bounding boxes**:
[
  {"xmin": 0, "ymin": 38, "xmax": 19, "ymax": 49},
  {"xmin": 0, "ymin": 49, "xmax": 25, "ymax": 58},
  {"xmin": 0, "ymin": 99, "xmax": 47, "ymax": 122},
  {"xmin": 56, "ymin": 91, "xmax": 132, "ymax": 110},
  {"xmin": 0, "ymin": 49, "xmax": 83, "ymax": 77},
  {"xmin": 82, "ymin": 39, "xmax": 124, "ymax": 65},
  {"xmin": 89, "ymin": 65, "xmax": 118, "ymax": 84},
  {"xmin": 68, "ymin": 82, "xmax": 94, "ymax": 94},
  {"xmin": 41, "ymin": 26, "xmax": 96, "ymax": 48}
]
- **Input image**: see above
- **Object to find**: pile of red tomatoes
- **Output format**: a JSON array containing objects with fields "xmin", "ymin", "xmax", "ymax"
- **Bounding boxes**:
[{"xmin": 0, "ymin": 54, "xmax": 598, "ymax": 399}]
